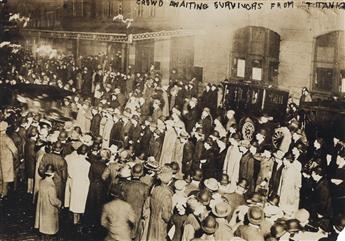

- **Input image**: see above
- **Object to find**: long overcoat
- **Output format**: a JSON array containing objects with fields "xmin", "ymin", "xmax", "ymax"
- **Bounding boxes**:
[
  {"xmin": 147, "ymin": 184, "xmax": 173, "ymax": 241},
  {"xmin": 0, "ymin": 133, "xmax": 17, "ymax": 183},
  {"xmin": 34, "ymin": 178, "xmax": 61, "ymax": 235}
]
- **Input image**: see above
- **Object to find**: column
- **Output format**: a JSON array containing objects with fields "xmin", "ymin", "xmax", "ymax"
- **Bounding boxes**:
[{"xmin": 154, "ymin": 37, "xmax": 171, "ymax": 86}]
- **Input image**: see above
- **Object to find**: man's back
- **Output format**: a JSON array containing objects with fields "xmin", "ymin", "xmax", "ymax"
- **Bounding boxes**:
[{"xmin": 101, "ymin": 199, "xmax": 136, "ymax": 241}]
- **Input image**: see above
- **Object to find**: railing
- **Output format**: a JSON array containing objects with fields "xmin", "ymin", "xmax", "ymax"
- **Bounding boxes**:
[
  {"xmin": 22, "ymin": 29, "xmax": 128, "ymax": 43},
  {"xmin": 21, "ymin": 29, "xmax": 199, "ymax": 42}
]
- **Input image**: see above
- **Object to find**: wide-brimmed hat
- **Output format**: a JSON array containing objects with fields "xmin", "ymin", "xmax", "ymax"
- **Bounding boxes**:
[
  {"xmin": 144, "ymin": 157, "xmax": 160, "ymax": 172},
  {"xmin": 80, "ymin": 134, "xmax": 93, "ymax": 146},
  {"xmin": 211, "ymin": 201, "xmax": 232, "ymax": 218},
  {"xmin": 120, "ymin": 165, "xmax": 131, "ymax": 178},
  {"xmin": 247, "ymin": 193, "xmax": 264, "ymax": 205},
  {"xmin": 201, "ymin": 215, "xmax": 219, "ymax": 234},
  {"xmin": 294, "ymin": 209, "xmax": 310, "ymax": 226},
  {"xmin": 0, "ymin": 121, "xmax": 9, "ymax": 132},
  {"xmin": 204, "ymin": 178, "xmax": 219, "ymax": 192},
  {"xmin": 64, "ymin": 121, "xmax": 74, "ymax": 132},
  {"xmin": 158, "ymin": 166, "xmax": 173, "ymax": 184},
  {"xmin": 248, "ymin": 206, "xmax": 264, "ymax": 225},
  {"xmin": 175, "ymin": 179, "xmax": 187, "ymax": 191}
]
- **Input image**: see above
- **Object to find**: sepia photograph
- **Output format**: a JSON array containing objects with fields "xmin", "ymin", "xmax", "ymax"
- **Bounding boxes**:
[{"xmin": 0, "ymin": 0, "xmax": 344, "ymax": 240}]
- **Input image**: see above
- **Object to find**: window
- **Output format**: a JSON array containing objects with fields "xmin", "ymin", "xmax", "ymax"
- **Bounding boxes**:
[
  {"xmin": 313, "ymin": 31, "xmax": 345, "ymax": 93},
  {"xmin": 118, "ymin": 1, "xmax": 123, "ymax": 15},
  {"xmin": 137, "ymin": 4, "xmax": 143, "ymax": 17},
  {"xmin": 150, "ymin": 6, "xmax": 155, "ymax": 17},
  {"xmin": 231, "ymin": 26, "xmax": 280, "ymax": 83}
]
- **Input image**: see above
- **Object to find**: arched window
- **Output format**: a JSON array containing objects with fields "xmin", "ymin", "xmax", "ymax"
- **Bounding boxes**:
[
  {"xmin": 231, "ymin": 26, "xmax": 280, "ymax": 83},
  {"xmin": 313, "ymin": 31, "xmax": 345, "ymax": 93}
]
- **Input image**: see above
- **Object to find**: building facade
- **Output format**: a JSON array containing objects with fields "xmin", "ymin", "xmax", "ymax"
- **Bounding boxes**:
[{"xmin": 17, "ymin": 0, "xmax": 345, "ymax": 101}]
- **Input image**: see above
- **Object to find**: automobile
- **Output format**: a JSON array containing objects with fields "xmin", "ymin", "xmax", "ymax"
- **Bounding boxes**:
[{"xmin": 222, "ymin": 81, "xmax": 289, "ymax": 144}]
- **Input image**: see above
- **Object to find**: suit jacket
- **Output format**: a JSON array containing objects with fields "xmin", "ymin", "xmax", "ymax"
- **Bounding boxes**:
[
  {"xmin": 182, "ymin": 141, "xmax": 195, "ymax": 176},
  {"xmin": 149, "ymin": 134, "xmax": 163, "ymax": 161},
  {"xmin": 235, "ymin": 224, "xmax": 265, "ymax": 241},
  {"xmin": 148, "ymin": 184, "xmax": 173, "ymax": 241},
  {"xmin": 90, "ymin": 113, "xmax": 102, "ymax": 137},
  {"xmin": 39, "ymin": 153, "xmax": 67, "ymax": 201},
  {"xmin": 24, "ymin": 138, "xmax": 36, "ymax": 178},
  {"xmin": 239, "ymin": 152, "xmax": 255, "ymax": 184},
  {"xmin": 110, "ymin": 120, "xmax": 124, "ymax": 147},
  {"xmin": 121, "ymin": 179, "xmax": 150, "ymax": 239},
  {"xmin": 312, "ymin": 178, "xmax": 333, "ymax": 217},
  {"xmin": 183, "ymin": 108, "xmax": 198, "ymax": 133}
]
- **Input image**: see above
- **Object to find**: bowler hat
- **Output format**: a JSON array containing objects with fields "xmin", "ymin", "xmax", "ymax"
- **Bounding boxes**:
[
  {"xmin": 158, "ymin": 166, "xmax": 173, "ymax": 184},
  {"xmin": 201, "ymin": 215, "xmax": 219, "ymax": 234},
  {"xmin": 220, "ymin": 174, "xmax": 230, "ymax": 185},
  {"xmin": 247, "ymin": 206, "xmax": 264, "ymax": 225},
  {"xmin": 211, "ymin": 201, "xmax": 232, "ymax": 218}
]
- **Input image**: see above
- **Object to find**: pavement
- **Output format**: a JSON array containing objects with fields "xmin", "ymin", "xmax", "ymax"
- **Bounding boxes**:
[{"xmin": 0, "ymin": 182, "xmax": 107, "ymax": 241}]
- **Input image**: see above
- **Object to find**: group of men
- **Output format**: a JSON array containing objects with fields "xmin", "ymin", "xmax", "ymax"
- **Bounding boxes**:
[{"xmin": 0, "ymin": 48, "xmax": 344, "ymax": 241}]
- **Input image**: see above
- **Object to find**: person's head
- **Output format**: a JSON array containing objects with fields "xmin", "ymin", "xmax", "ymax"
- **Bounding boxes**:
[
  {"xmin": 52, "ymin": 141, "xmax": 63, "ymax": 155},
  {"xmin": 247, "ymin": 206, "xmax": 264, "ymax": 226},
  {"xmin": 256, "ymin": 129, "xmax": 267, "ymax": 141},
  {"xmin": 226, "ymin": 110, "xmax": 235, "ymax": 119},
  {"xmin": 201, "ymin": 215, "xmax": 219, "ymax": 235},
  {"xmin": 311, "ymin": 167, "xmax": 323, "ymax": 181},
  {"xmin": 270, "ymin": 222, "xmax": 287, "ymax": 239},
  {"xmin": 43, "ymin": 164, "xmax": 56, "ymax": 179},
  {"xmin": 100, "ymin": 148, "xmax": 111, "ymax": 161},
  {"xmin": 236, "ymin": 178, "xmax": 248, "ymax": 194},
  {"xmin": 132, "ymin": 163, "xmax": 144, "ymax": 179},
  {"xmin": 313, "ymin": 137, "xmax": 324, "ymax": 150},
  {"xmin": 77, "ymin": 144, "xmax": 89, "ymax": 155},
  {"xmin": 201, "ymin": 108, "xmax": 210, "ymax": 119},
  {"xmin": 286, "ymin": 219, "xmax": 302, "ymax": 235}
]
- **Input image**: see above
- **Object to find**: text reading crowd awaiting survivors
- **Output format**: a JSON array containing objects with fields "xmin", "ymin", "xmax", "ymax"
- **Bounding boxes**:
[{"xmin": 136, "ymin": 0, "xmax": 345, "ymax": 10}]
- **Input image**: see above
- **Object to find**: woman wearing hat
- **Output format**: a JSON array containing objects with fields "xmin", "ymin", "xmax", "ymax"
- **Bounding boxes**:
[
  {"xmin": 0, "ymin": 121, "xmax": 18, "ymax": 199},
  {"xmin": 34, "ymin": 164, "xmax": 61, "ymax": 239},
  {"xmin": 278, "ymin": 153, "xmax": 302, "ymax": 217}
]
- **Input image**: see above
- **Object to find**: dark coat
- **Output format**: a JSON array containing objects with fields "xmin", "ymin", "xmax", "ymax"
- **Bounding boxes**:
[
  {"xmin": 268, "ymin": 160, "xmax": 284, "ymax": 197},
  {"xmin": 200, "ymin": 148, "xmax": 217, "ymax": 179},
  {"xmin": 85, "ymin": 159, "xmax": 107, "ymax": 224},
  {"xmin": 24, "ymin": 138, "xmax": 36, "ymax": 178},
  {"xmin": 38, "ymin": 153, "xmax": 67, "ymax": 202},
  {"xmin": 149, "ymin": 134, "xmax": 164, "ymax": 161},
  {"xmin": 312, "ymin": 178, "xmax": 333, "ymax": 218},
  {"xmin": 121, "ymin": 179, "xmax": 150, "ymax": 239},
  {"xmin": 182, "ymin": 141, "xmax": 195, "ymax": 176},
  {"xmin": 183, "ymin": 107, "xmax": 198, "ymax": 133},
  {"xmin": 90, "ymin": 113, "xmax": 102, "ymax": 137},
  {"xmin": 110, "ymin": 120, "xmax": 124, "ymax": 147},
  {"xmin": 239, "ymin": 150, "xmax": 255, "ymax": 193},
  {"xmin": 201, "ymin": 116, "xmax": 213, "ymax": 138},
  {"xmin": 141, "ymin": 128, "xmax": 153, "ymax": 156}
]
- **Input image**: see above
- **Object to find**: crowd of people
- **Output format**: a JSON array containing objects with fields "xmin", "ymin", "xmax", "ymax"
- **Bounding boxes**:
[{"xmin": 0, "ymin": 48, "xmax": 345, "ymax": 241}]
